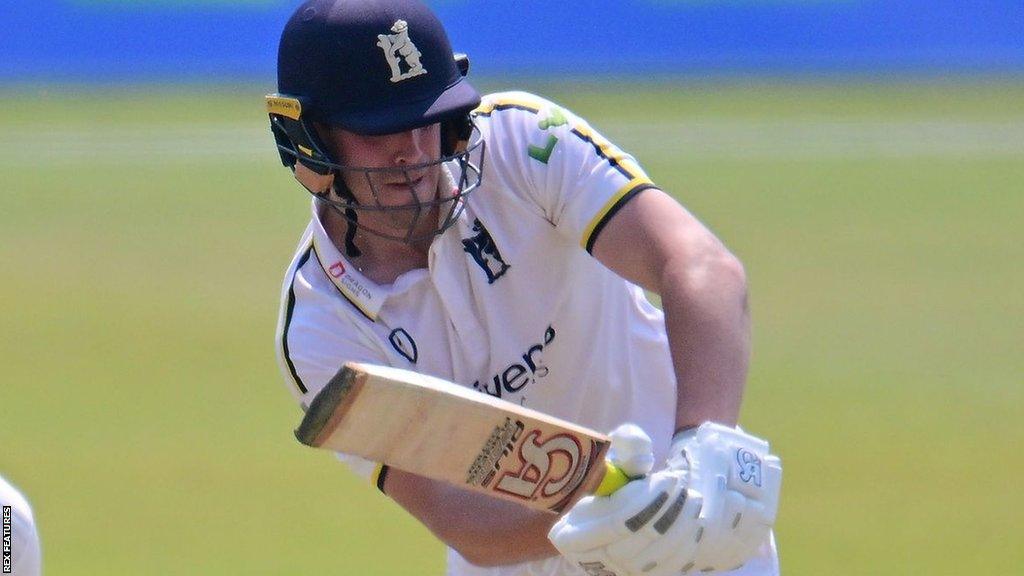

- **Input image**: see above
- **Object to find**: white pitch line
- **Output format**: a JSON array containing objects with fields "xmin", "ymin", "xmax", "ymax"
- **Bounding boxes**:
[
  {"xmin": 0, "ymin": 125, "xmax": 274, "ymax": 167},
  {"xmin": 599, "ymin": 119, "xmax": 1024, "ymax": 161},
  {"xmin": 2, "ymin": 118, "xmax": 1023, "ymax": 166}
]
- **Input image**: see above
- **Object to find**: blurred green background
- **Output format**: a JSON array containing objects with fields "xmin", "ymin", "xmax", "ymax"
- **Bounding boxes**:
[{"xmin": 2, "ymin": 80, "xmax": 1022, "ymax": 574}]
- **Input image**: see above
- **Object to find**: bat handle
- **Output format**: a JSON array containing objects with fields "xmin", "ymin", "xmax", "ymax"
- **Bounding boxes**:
[{"xmin": 593, "ymin": 460, "xmax": 632, "ymax": 496}]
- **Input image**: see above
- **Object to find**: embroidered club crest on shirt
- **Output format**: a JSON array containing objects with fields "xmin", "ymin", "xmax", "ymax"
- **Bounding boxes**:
[
  {"xmin": 377, "ymin": 20, "xmax": 428, "ymax": 83},
  {"xmin": 462, "ymin": 218, "xmax": 510, "ymax": 284}
]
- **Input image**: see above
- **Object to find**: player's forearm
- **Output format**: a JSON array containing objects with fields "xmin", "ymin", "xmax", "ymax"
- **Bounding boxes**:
[
  {"xmin": 384, "ymin": 468, "xmax": 560, "ymax": 566},
  {"xmin": 587, "ymin": 188, "xmax": 751, "ymax": 430},
  {"xmin": 659, "ymin": 248, "xmax": 750, "ymax": 431}
]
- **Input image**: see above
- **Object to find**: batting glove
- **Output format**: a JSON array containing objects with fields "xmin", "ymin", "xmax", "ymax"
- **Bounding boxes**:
[
  {"xmin": 664, "ymin": 422, "xmax": 783, "ymax": 572},
  {"xmin": 548, "ymin": 424, "xmax": 706, "ymax": 576}
]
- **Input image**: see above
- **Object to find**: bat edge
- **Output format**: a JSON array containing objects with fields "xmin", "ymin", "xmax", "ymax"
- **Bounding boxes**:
[{"xmin": 294, "ymin": 362, "xmax": 364, "ymax": 447}]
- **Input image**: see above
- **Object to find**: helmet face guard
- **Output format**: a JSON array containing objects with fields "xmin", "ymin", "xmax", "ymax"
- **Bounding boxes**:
[
  {"xmin": 316, "ymin": 148, "xmax": 484, "ymax": 244},
  {"xmin": 267, "ymin": 94, "xmax": 485, "ymax": 244}
]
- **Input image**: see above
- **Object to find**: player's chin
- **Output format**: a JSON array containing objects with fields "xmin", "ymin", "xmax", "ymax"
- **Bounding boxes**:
[{"xmin": 386, "ymin": 203, "xmax": 441, "ymax": 231}]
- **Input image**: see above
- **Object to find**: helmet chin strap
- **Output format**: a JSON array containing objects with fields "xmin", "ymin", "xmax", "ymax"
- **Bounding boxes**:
[
  {"xmin": 293, "ymin": 162, "xmax": 364, "ymax": 258},
  {"xmin": 341, "ymin": 205, "xmax": 363, "ymax": 258},
  {"xmin": 319, "ymin": 199, "xmax": 364, "ymax": 258},
  {"xmin": 326, "ymin": 177, "xmax": 363, "ymax": 259}
]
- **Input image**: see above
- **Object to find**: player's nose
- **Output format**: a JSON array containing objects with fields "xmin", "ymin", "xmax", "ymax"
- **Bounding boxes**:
[{"xmin": 389, "ymin": 127, "xmax": 430, "ymax": 166}]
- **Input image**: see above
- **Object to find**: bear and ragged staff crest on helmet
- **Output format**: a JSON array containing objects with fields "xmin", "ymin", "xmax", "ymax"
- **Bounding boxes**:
[{"xmin": 377, "ymin": 20, "xmax": 428, "ymax": 83}]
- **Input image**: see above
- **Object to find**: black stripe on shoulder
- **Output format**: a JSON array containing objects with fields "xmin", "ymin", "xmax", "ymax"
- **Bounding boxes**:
[
  {"xmin": 585, "ymin": 183, "xmax": 658, "ymax": 254},
  {"xmin": 570, "ymin": 127, "xmax": 634, "ymax": 180},
  {"xmin": 376, "ymin": 465, "xmax": 391, "ymax": 494},
  {"xmin": 474, "ymin": 102, "xmax": 543, "ymax": 118},
  {"xmin": 282, "ymin": 247, "xmax": 314, "ymax": 395}
]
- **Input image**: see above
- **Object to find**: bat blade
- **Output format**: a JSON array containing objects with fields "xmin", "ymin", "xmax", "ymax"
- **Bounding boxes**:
[{"xmin": 295, "ymin": 362, "xmax": 624, "ymax": 513}]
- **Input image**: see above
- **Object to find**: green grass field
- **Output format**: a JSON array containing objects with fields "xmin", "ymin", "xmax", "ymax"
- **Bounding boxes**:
[{"xmin": 2, "ymin": 80, "xmax": 1022, "ymax": 575}]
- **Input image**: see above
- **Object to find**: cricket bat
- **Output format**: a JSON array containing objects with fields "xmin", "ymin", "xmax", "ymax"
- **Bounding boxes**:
[{"xmin": 295, "ymin": 362, "xmax": 631, "ymax": 514}]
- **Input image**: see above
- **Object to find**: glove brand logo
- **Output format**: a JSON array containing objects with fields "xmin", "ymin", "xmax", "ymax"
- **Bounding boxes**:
[
  {"xmin": 736, "ymin": 448, "xmax": 762, "ymax": 487},
  {"xmin": 388, "ymin": 328, "xmax": 418, "ymax": 364},
  {"xmin": 462, "ymin": 218, "xmax": 510, "ymax": 284},
  {"xmin": 376, "ymin": 20, "xmax": 428, "ymax": 83}
]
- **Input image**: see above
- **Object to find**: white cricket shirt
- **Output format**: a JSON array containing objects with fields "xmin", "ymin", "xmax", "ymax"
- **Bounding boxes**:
[{"xmin": 275, "ymin": 91, "xmax": 777, "ymax": 576}]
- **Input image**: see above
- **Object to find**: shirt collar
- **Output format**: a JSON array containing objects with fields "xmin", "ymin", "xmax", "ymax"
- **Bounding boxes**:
[{"xmin": 309, "ymin": 200, "xmax": 385, "ymax": 321}]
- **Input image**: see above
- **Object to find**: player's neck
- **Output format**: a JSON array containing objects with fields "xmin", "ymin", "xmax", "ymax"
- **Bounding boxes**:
[{"xmin": 323, "ymin": 207, "xmax": 431, "ymax": 285}]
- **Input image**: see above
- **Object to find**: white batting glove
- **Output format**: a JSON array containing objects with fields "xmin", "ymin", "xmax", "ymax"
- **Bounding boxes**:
[
  {"xmin": 548, "ymin": 424, "xmax": 705, "ymax": 576},
  {"xmin": 665, "ymin": 422, "xmax": 783, "ymax": 572}
]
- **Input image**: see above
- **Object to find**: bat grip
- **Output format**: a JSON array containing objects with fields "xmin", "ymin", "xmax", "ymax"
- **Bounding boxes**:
[{"xmin": 593, "ymin": 460, "xmax": 632, "ymax": 496}]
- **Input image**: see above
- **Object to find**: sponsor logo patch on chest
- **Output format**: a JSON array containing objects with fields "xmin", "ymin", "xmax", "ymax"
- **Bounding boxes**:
[{"xmin": 473, "ymin": 326, "xmax": 556, "ymax": 398}]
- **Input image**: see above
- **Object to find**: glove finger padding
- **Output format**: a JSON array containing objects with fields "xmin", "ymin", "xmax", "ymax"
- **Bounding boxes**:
[
  {"xmin": 611, "ymin": 487, "xmax": 705, "ymax": 576},
  {"xmin": 602, "ymin": 471, "xmax": 692, "ymax": 563},
  {"xmin": 549, "ymin": 470, "xmax": 686, "ymax": 553}
]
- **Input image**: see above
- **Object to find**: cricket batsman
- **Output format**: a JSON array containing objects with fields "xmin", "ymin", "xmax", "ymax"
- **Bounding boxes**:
[{"xmin": 268, "ymin": 1, "xmax": 782, "ymax": 574}]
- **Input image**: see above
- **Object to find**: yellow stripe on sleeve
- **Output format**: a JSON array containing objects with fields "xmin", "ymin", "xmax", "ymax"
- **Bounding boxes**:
[
  {"xmin": 571, "ymin": 122, "xmax": 647, "ymax": 182},
  {"xmin": 580, "ymin": 177, "xmax": 653, "ymax": 251},
  {"xmin": 473, "ymin": 94, "xmax": 547, "ymax": 116}
]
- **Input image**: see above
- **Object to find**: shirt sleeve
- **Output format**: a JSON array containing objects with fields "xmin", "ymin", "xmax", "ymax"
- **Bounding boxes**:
[
  {"xmin": 275, "ymin": 247, "xmax": 390, "ymax": 484},
  {"xmin": 475, "ymin": 91, "xmax": 657, "ymax": 253}
]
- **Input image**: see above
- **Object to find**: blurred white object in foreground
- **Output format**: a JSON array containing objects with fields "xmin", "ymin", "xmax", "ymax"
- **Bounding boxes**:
[{"xmin": 1, "ymin": 475, "xmax": 41, "ymax": 576}]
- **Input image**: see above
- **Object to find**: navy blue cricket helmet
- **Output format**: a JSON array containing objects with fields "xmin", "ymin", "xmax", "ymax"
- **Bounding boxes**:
[
  {"xmin": 276, "ymin": 0, "xmax": 480, "ymax": 136},
  {"xmin": 266, "ymin": 0, "xmax": 485, "ymax": 250}
]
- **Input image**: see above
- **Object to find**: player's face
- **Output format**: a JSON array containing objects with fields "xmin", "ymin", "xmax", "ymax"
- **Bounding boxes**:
[{"xmin": 320, "ymin": 124, "xmax": 447, "ymax": 236}]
